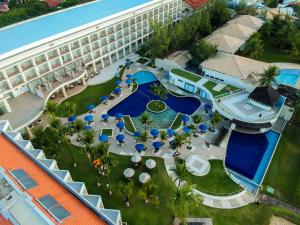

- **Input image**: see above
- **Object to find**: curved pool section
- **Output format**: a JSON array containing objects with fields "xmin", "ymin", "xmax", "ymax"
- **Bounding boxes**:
[
  {"xmin": 225, "ymin": 130, "xmax": 280, "ymax": 191},
  {"xmin": 276, "ymin": 69, "xmax": 300, "ymax": 87},
  {"xmin": 108, "ymin": 72, "xmax": 201, "ymax": 117}
]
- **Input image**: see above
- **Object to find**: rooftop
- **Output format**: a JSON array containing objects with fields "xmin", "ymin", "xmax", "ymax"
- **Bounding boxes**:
[
  {"xmin": 0, "ymin": 0, "xmax": 151, "ymax": 55},
  {"xmin": 184, "ymin": 0, "xmax": 208, "ymax": 8},
  {"xmin": 0, "ymin": 134, "xmax": 107, "ymax": 225},
  {"xmin": 200, "ymin": 52, "xmax": 269, "ymax": 83},
  {"xmin": 170, "ymin": 68, "xmax": 202, "ymax": 82},
  {"xmin": 249, "ymin": 86, "xmax": 280, "ymax": 107}
]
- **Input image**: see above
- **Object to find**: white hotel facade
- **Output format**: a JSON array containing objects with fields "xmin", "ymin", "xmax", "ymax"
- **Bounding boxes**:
[{"xmin": 0, "ymin": 0, "xmax": 189, "ymax": 131}]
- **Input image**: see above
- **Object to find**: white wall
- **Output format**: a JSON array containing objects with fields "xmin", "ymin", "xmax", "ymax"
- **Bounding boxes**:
[{"xmin": 155, "ymin": 58, "xmax": 183, "ymax": 71}]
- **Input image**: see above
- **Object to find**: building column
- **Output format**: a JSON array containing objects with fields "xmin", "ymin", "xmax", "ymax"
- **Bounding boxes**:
[
  {"xmin": 3, "ymin": 99, "xmax": 12, "ymax": 112},
  {"xmin": 62, "ymin": 86, "xmax": 67, "ymax": 98},
  {"xmin": 82, "ymin": 77, "xmax": 86, "ymax": 86},
  {"xmin": 25, "ymin": 126, "xmax": 33, "ymax": 139},
  {"xmin": 92, "ymin": 62, "xmax": 97, "ymax": 73}
]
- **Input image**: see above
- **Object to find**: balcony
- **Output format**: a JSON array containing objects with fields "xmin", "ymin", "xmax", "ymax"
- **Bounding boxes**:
[
  {"xmin": 21, "ymin": 63, "xmax": 34, "ymax": 72},
  {"xmin": 48, "ymin": 53, "xmax": 58, "ymax": 60},
  {"xmin": 0, "ymin": 81, "xmax": 10, "ymax": 92},
  {"xmin": 60, "ymin": 47, "xmax": 70, "ymax": 55},
  {"xmin": 51, "ymin": 63, "xmax": 61, "ymax": 70},
  {"xmin": 71, "ymin": 43, "xmax": 80, "ymax": 50},
  {"xmin": 35, "ymin": 57, "xmax": 46, "ymax": 65},
  {"xmin": 6, "ymin": 68, "xmax": 20, "ymax": 78},
  {"xmin": 0, "ymin": 72, "xmax": 6, "ymax": 81},
  {"xmin": 11, "ymin": 79, "xmax": 24, "ymax": 88},
  {"xmin": 90, "ymin": 35, "xmax": 98, "ymax": 42}
]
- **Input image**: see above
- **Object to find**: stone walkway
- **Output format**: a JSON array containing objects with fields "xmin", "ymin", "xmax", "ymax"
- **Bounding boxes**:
[{"xmin": 164, "ymin": 157, "xmax": 255, "ymax": 209}]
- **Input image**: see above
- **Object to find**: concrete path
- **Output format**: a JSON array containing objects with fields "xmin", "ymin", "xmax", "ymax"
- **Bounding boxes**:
[
  {"xmin": 272, "ymin": 63, "xmax": 300, "ymax": 70},
  {"xmin": 164, "ymin": 157, "xmax": 255, "ymax": 209}
]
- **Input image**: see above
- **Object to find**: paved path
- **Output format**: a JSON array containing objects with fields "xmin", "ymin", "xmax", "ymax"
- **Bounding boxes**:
[
  {"xmin": 164, "ymin": 157, "xmax": 255, "ymax": 209},
  {"xmin": 272, "ymin": 63, "xmax": 300, "ymax": 70}
]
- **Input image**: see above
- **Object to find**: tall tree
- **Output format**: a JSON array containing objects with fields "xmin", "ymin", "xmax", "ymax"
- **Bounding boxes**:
[
  {"xmin": 139, "ymin": 112, "xmax": 152, "ymax": 131},
  {"xmin": 190, "ymin": 39, "xmax": 217, "ymax": 64},
  {"xmin": 119, "ymin": 181, "xmax": 134, "ymax": 207},
  {"xmin": 44, "ymin": 100, "xmax": 58, "ymax": 116},
  {"xmin": 208, "ymin": 0, "xmax": 231, "ymax": 28},
  {"xmin": 100, "ymin": 151, "xmax": 118, "ymax": 195},
  {"xmin": 210, "ymin": 112, "xmax": 223, "ymax": 132},
  {"xmin": 80, "ymin": 129, "xmax": 95, "ymax": 166},
  {"xmin": 73, "ymin": 119, "xmax": 85, "ymax": 140},
  {"xmin": 173, "ymin": 134, "xmax": 186, "ymax": 157},
  {"xmin": 259, "ymin": 66, "xmax": 279, "ymax": 87},
  {"xmin": 168, "ymin": 184, "xmax": 201, "ymax": 225},
  {"xmin": 63, "ymin": 102, "xmax": 77, "ymax": 117},
  {"xmin": 139, "ymin": 182, "xmax": 159, "ymax": 205},
  {"xmin": 242, "ymin": 33, "xmax": 264, "ymax": 59}
]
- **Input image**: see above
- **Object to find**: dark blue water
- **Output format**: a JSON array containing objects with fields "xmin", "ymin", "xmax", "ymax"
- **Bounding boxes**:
[
  {"xmin": 225, "ymin": 130, "xmax": 280, "ymax": 184},
  {"xmin": 107, "ymin": 81, "xmax": 201, "ymax": 117}
]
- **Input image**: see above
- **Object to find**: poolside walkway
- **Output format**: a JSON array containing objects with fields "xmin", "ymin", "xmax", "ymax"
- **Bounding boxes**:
[
  {"xmin": 272, "ymin": 63, "xmax": 300, "ymax": 70},
  {"xmin": 164, "ymin": 157, "xmax": 255, "ymax": 209}
]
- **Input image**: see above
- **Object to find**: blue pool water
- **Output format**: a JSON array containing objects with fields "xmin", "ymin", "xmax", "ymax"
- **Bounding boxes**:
[
  {"xmin": 276, "ymin": 69, "xmax": 300, "ymax": 87},
  {"xmin": 0, "ymin": 0, "xmax": 150, "ymax": 54},
  {"xmin": 225, "ymin": 130, "xmax": 280, "ymax": 186},
  {"xmin": 108, "ymin": 71, "xmax": 201, "ymax": 121}
]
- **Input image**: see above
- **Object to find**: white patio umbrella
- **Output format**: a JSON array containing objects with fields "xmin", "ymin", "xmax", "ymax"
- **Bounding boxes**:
[
  {"xmin": 145, "ymin": 159, "xmax": 156, "ymax": 170},
  {"xmin": 131, "ymin": 154, "xmax": 142, "ymax": 163},
  {"xmin": 123, "ymin": 168, "xmax": 135, "ymax": 178},
  {"xmin": 139, "ymin": 172, "xmax": 150, "ymax": 184}
]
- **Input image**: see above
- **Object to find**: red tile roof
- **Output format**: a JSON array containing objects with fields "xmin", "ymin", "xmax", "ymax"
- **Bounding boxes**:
[
  {"xmin": 184, "ymin": 0, "xmax": 208, "ymax": 8},
  {"xmin": 0, "ymin": 134, "xmax": 107, "ymax": 225}
]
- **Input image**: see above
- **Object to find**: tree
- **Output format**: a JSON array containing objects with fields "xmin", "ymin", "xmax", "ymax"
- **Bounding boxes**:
[
  {"xmin": 137, "ymin": 131, "xmax": 148, "ymax": 144},
  {"xmin": 259, "ymin": 66, "xmax": 279, "ymax": 87},
  {"xmin": 150, "ymin": 83, "xmax": 168, "ymax": 102},
  {"xmin": 275, "ymin": 19, "xmax": 297, "ymax": 50},
  {"xmin": 196, "ymin": 10, "xmax": 212, "ymax": 37},
  {"xmin": 168, "ymin": 184, "xmax": 201, "ymax": 225},
  {"xmin": 92, "ymin": 142, "xmax": 110, "ymax": 161},
  {"xmin": 147, "ymin": 21, "xmax": 171, "ymax": 59},
  {"xmin": 170, "ymin": 21, "xmax": 186, "ymax": 51},
  {"xmin": 80, "ymin": 130, "xmax": 95, "ymax": 166},
  {"xmin": 139, "ymin": 112, "xmax": 152, "ymax": 131},
  {"xmin": 63, "ymin": 102, "xmax": 77, "ymax": 117},
  {"xmin": 44, "ymin": 100, "xmax": 58, "ymax": 116},
  {"xmin": 265, "ymin": 0, "xmax": 279, "ymax": 8},
  {"xmin": 172, "ymin": 161, "xmax": 190, "ymax": 188},
  {"xmin": 160, "ymin": 130, "xmax": 167, "ymax": 143},
  {"xmin": 173, "ymin": 134, "xmax": 186, "ymax": 157},
  {"xmin": 119, "ymin": 181, "xmax": 134, "ymax": 207},
  {"xmin": 210, "ymin": 112, "xmax": 223, "ymax": 132},
  {"xmin": 208, "ymin": 0, "xmax": 231, "ymax": 29},
  {"xmin": 190, "ymin": 39, "xmax": 217, "ymax": 64},
  {"xmin": 241, "ymin": 33, "xmax": 264, "ymax": 59},
  {"xmin": 192, "ymin": 114, "xmax": 203, "ymax": 124},
  {"xmin": 139, "ymin": 182, "xmax": 159, "ymax": 205},
  {"xmin": 73, "ymin": 119, "xmax": 85, "ymax": 140},
  {"xmin": 235, "ymin": 1, "xmax": 257, "ymax": 16}
]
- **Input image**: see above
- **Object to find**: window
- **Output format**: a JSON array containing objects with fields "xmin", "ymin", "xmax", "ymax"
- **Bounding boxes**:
[
  {"xmin": 178, "ymin": 79, "xmax": 183, "ymax": 83},
  {"xmin": 38, "ymin": 195, "xmax": 70, "ymax": 221},
  {"xmin": 10, "ymin": 169, "xmax": 37, "ymax": 190}
]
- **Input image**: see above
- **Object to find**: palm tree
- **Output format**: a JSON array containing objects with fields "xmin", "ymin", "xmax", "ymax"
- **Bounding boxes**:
[
  {"xmin": 63, "ymin": 102, "xmax": 77, "ymax": 117},
  {"xmin": 192, "ymin": 114, "xmax": 203, "ymax": 124},
  {"xmin": 150, "ymin": 83, "xmax": 168, "ymax": 102},
  {"xmin": 100, "ymin": 151, "xmax": 118, "ymax": 195},
  {"xmin": 172, "ymin": 161, "xmax": 190, "ymax": 188},
  {"xmin": 137, "ymin": 131, "xmax": 148, "ymax": 144},
  {"xmin": 92, "ymin": 142, "xmax": 110, "ymax": 161},
  {"xmin": 44, "ymin": 100, "xmax": 58, "ymax": 116},
  {"xmin": 139, "ymin": 112, "xmax": 152, "ymax": 131},
  {"xmin": 80, "ymin": 130, "xmax": 95, "ymax": 166},
  {"xmin": 139, "ymin": 182, "xmax": 159, "ymax": 205},
  {"xmin": 160, "ymin": 130, "xmax": 167, "ymax": 143},
  {"xmin": 73, "ymin": 119, "xmax": 85, "ymax": 141},
  {"xmin": 173, "ymin": 134, "xmax": 186, "ymax": 157},
  {"xmin": 210, "ymin": 112, "xmax": 223, "ymax": 132},
  {"xmin": 259, "ymin": 66, "xmax": 279, "ymax": 87},
  {"xmin": 118, "ymin": 181, "xmax": 134, "ymax": 207},
  {"xmin": 32, "ymin": 126, "xmax": 44, "ymax": 141},
  {"xmin": 168, "ymin": 184, "xmax": 202, "ymax": 225}
]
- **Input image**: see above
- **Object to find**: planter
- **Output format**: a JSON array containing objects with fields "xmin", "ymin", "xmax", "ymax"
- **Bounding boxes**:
[{"xmin": 146, "ymin": 100, "xmax": 167, "ymax": 113}]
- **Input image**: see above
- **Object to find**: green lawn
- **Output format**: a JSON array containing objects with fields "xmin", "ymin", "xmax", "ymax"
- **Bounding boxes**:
[
  {"xmin": 263, "ymin": 110, "xmax": 300, "ymax": 207},
  {"xmin": 203, "ymin": 81, "xmax": 239, "ymax": 98},
  {"xmin": 170, "ymin": 113, "xmax": 183, "ymax": 130},
  {"xmin": 123, "ymin": 116, "xmax": 136, "ymax": 133},
  {"xmin": 147, "ymin": 100, "xmax": 166, "ymax": 113},
  {"xmin": 171, "ymin": 68, "xmax": 201, "ymax": 82},
  {"xmin": 176, "ymin": 159, "xmax": 243, "ymax": 195},
  {"xmin": 32, "ymin": 129, "xmax": 300, "ymax": 225}
]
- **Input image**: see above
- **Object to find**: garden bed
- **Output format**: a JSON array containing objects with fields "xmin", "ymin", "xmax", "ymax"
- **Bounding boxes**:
[
  {"xmin": 123, "ymin": 116, "xmax": 136, "ymax": 134},
  {"xmin": 170, "ymin": 113, "xmax": 183, "ymax": 130},
  {"xmin": 146, "ymin": 100, "xmax": 167, "ymax": 113},
  {"xmin": 101, "ymin": 128, "xmax": 113, "ymax": 137}
]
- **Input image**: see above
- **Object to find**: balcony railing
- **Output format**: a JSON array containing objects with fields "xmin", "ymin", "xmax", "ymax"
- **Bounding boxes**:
[{"xmin": 21, "ymin": 64, "xmax": 34, "ymax": 71}]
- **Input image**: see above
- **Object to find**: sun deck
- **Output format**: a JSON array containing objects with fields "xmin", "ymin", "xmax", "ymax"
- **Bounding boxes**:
[{"xmin": 0, "ymin": 0, "xmax": 151, "ymax": 55}]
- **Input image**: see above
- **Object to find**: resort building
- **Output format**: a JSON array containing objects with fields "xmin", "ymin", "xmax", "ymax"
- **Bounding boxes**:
[
  {"xmin": 0, "ymin": 0, "xmax": 186, "ymax": 131},
  {"xmin": 0, "ymin": 120, "xmax": 122, "ymax": 225}
]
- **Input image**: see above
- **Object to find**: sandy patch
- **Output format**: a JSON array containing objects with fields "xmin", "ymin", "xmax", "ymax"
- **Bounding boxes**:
[{"xmin": 269, "ymin": 215, "xmax": 295, "ymax": 225}]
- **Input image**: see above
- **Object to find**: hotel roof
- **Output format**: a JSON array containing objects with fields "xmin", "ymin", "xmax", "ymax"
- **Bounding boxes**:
[
  {"xmin": 0, "ymin": 0, "xmax": 151, "ymax": 55},
  {"xmin": 184, "ymin": 0, "xmax": 208, "ymax": 8},
  {"xmin": 0, "ymin": 133, "xmax": 107, "ymax": 225}
]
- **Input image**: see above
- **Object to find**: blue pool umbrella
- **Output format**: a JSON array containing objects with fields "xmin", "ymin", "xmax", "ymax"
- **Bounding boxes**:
[
  {"xmin": 204, "ymin": 103, "xmax": 212, "ymax": 111},
  {"xmin": 134, "ymin": 131, "xmax": 141, "ymax": 137},
  {"xmin": 183, "ymin": 126, "xmax": 192, "ymax": 134},
  {"xmin": 150, "ymin": 128, "xmax": 159, "ymax": 138},
  {"xmin": 84, "ymin": 115, "xmax": 93, "ymax": 122},
  {"xmin": 87, "ymin": 104, "xmax": 95, "ymax": 111},
  {"xmin": 99, "ymin": 134, "xmax": 109, "ymax": 142},
  {"xmin": 199, "ymin": 124, "xmax": 208, "ymax": 132},
  {"xmin": 84, "ymin": 125, "xmax": 93, "ymax": 130},
  {"xmin": 68, "ymin": 115, "xmax": 76, "ymax": 122},
  {"xmin": 153, "ymin": 141, "xmax": 162, "ymax": 151},
  {"xmin": 101, "ymin": 114, "xmax": 109, "ymax": 121},
  {"xmin": 114, "ymin": 87, "xmax": 122, "ymax": 94},
  {"xmin": 100, "ymin": 95, "xmax": 108, "ymax": 102},
  {"xmin": 167, "ymin": 128, "xmax": 175, "ymax": 137},
  {"xmin": 115, "ymin": 112, "xmax": 123, "ymax": 120},
  {"xmin": 116, "ymin": 134, "xmax": 125, "ymax": 143},
  {"xmin": 116, "ymin": 121, "xmax": 125, "ymax": 132},
  {"xmin": 115, "ymin": 80, "xmax": 122, "ymax": 86},
  {"xmin": 135, "ymin": 143, "xmax": 145, "ymax": 153},
  {"xmin": 181, "ymin": 114, "xmax": 189, "ymax": 125},
  {"xmin": 126, "ymin": 74, "xmax": 133, "ymax": 79},
  {"xmin": 126, "ymin": 79, "xmax": 132, "ymax": 85}
]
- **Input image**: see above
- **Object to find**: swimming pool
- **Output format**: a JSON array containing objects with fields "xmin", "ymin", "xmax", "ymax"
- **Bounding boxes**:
[
  {"xmin": 225, "ymin": 130, "xmax": 280, "ymax": 189},
  {"xmin": 276, "ymin": 69, "xmax": 300, "ymax": 87},
  {"xmin": 107, "ymin": 71, "xmax": 201, "ymax": 128}
]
